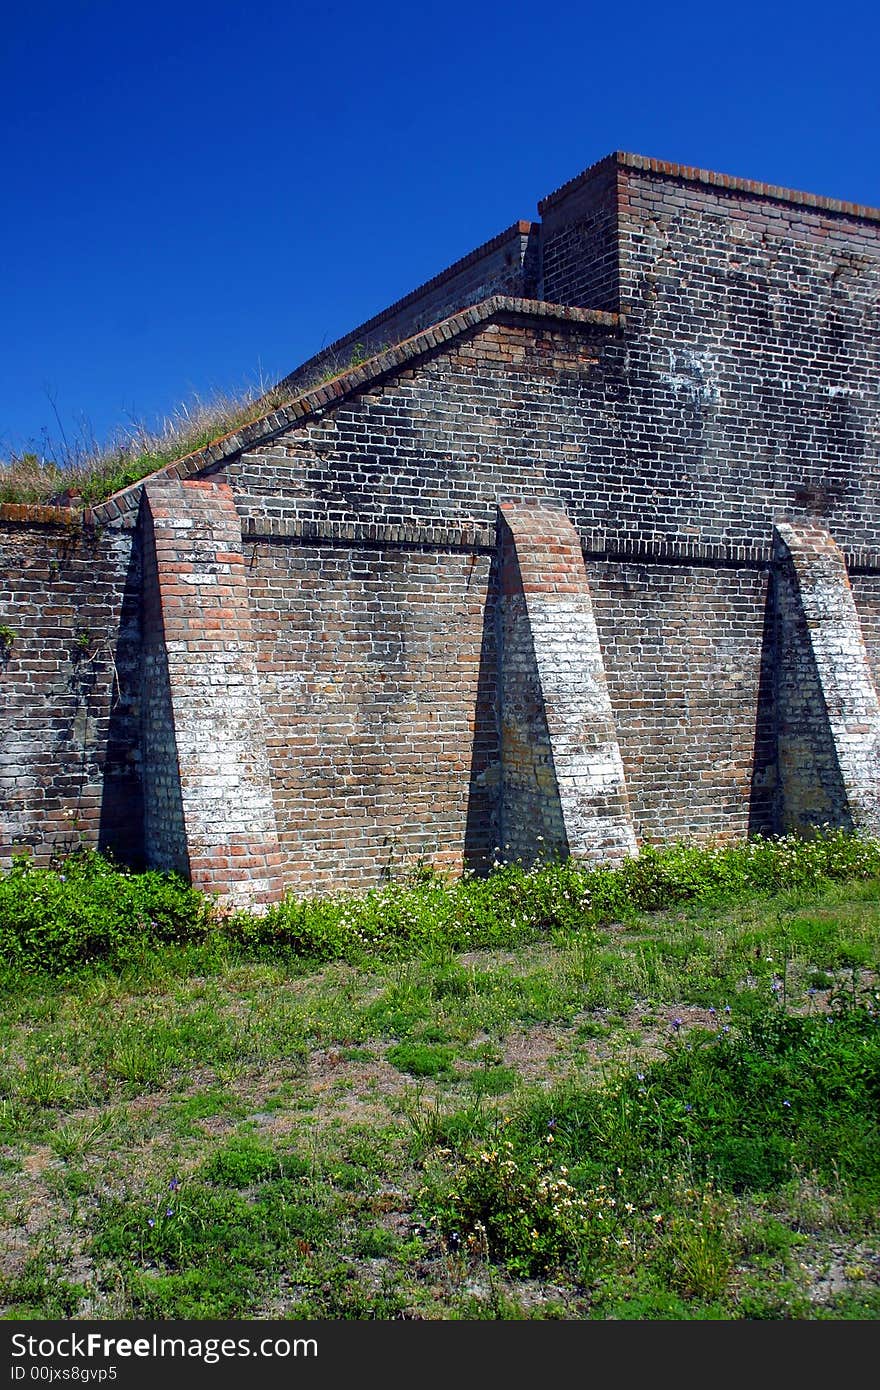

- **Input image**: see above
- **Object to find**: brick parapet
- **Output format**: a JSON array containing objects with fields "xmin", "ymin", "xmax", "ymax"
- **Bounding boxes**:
[
  {"xmin": 539, "ymin": 154, "xmax": 621, "ymax": 312},
  {"xmin": 231, "ymin": 298, "xmax": 880, "ymax": 556},
  {"xmin": 539, "ymin": 150, "xmax": 880, "ymax": 223},
  {"xmin": 277, "ymin": 221, "xmax": 540, "ymax": 395}
]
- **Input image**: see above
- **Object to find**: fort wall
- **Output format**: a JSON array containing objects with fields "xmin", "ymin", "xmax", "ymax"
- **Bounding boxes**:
[{"xmin": 2, "ymin": 152, "xmax": 879, "ymax": 900}]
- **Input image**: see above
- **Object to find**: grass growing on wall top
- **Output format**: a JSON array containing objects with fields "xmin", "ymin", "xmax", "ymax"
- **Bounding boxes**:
[
  {"xmin": 0, "ymin": 384, "xmax": 288, "ymax": 507},
  {"xmin": 0, "ymin": 344, "xmax": 384, "ymax": 507}
]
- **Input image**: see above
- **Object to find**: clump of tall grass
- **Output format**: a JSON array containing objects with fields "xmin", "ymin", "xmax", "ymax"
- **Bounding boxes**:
[{"xmin": 0, "ymin": 382, "xmax": 289, "ymax": 507}]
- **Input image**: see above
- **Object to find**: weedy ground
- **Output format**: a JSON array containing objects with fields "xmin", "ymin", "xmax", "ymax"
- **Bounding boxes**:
[{"xmin": 0, "ymin": 841, "xmax": 879, "ymax": 1320}]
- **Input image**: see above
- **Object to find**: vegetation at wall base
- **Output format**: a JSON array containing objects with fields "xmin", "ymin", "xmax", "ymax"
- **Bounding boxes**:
[
  {"xmin": 0, "ymin": 849, "xmax": 211, "ymax": 979},
  {"xmin": 2, "ymin": 827, "xmax": 880, "ymax": 979},
  {"xmin": 0, "ymin": 828, "xmax": 878, "ymax": 1320}
]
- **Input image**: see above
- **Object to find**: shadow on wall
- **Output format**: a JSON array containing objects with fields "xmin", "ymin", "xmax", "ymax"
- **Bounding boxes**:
[
  {"xmin": 463, "ymin": 553, "xmax": 502, "ymax": 874},
  {"xmin": 748, "ymin": 572, "xmax": 779, "ymax": 837},
  {"xmin": 748, "ymin": 561, "xmax": 852, "ymax": 837},
  {"xmin": 98, "ymin": 536, "xmax": 145, "ymax": 867}
]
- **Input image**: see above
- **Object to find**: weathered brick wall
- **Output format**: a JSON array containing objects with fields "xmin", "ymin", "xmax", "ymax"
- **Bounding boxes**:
[
  {"xmin": 0, "ymin": 509, "xmax": 142, "ymax": 867},
  {"xmin": 615, "ymin": 160, "xmax": 880, "ymax": 552},
  {"xmin": 588, "ymin": 557, "xmax": 774, "ymax": 844},
  {"xmin": 539, "ymin": 155, "xmax": 620, "ymax": 312},
  {"xmin": 238, "ymin": 524, "xmax": 786, "ymax": 887},
  {"xmin": 232, "ymin": 314, "xmax": 627, "ymax": 540},
  {"xmin": 233, "ymin": 323, "xmax": 880, "ymax": 557},
  {"xmin": 245, "ymin": 534, "xmax": 499, "ymax": 890},
  {"xmin": 214, "ymin": 294, "xmax": 880, "ymax": 877},
  {"xmin": 851, "ymin": 573, "xmax": 880, "ymax": 693},
  {"xmin": 538, "ymin": 155, "xmax": 880, "ymax": 551}
]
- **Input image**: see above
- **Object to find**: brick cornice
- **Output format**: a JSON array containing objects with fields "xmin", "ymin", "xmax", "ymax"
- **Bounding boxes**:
[
  {"xmin": 5, "ymin": 499, "xmax": 880, "ymax": 575},
  {"xmin": 538, "ymin": 150, "xmax": 880, "ymax": 223}
]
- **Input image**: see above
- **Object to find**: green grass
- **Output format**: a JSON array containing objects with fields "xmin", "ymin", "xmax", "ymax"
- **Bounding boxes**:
[
  {"xmin": 0, "ymin": 386, "xmax": 290, "ymax": 506},
  {"xmin": 0, "ymin": 831, "xmax": 879, "ymax": 1319},
  {"xmin": 5, "ymin": 826, "xmax": 880, "ymax": 980},
  {"xmin": 0, "ymin": 343, "xmax": 384, "ymax": 508}
]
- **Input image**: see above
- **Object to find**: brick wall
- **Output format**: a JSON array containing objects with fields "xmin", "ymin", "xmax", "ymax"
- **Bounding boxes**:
[
  {"xmin": 233, "ymin": 312, "xmax": 880, "ymax": 555},
  {"xmin": 615, "ymin": 160, "xmax": 880, "ymax": 553},
  {"xmin": 0, "ymin": 510, "xmax": 142, "ymax": 867},
  {"xmin": 245, "ymin": 535, "xmax": 498, "ymax": 890},
  {"xmin": 588, "ymin": 557, "xmax": 774, "ymax": 845},
  {"xmin": 537, "ymin": 154, "xmax": 880, "ymax": 553},
  {"xmin": 851, "ymin": 573, "xmax": 880, "ymax": 692},
  {"xmin": 208, "ymin": 285, "xmax": 880, "ymax": 879},
  {"xmin": 232, "ymin": 314, "xmax": 626, "ymax": 540}
]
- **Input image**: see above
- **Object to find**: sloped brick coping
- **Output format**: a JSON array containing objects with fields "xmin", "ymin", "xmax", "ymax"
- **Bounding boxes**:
[
  {"xmin": 276, "ymin": 220, "xmax": 537, "ymax": 395},
  {"xmin": 48, "ymin": 298, "xmax": 620, "ymax": 530},
  {"xmin": 0, "ymin": 504, "xmax": 86, "ymax": 527}
]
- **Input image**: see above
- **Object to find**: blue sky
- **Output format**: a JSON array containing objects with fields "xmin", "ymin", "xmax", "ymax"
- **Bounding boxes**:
[{"xmin": 2, "ymin": 0, "xmax": 878, "ymax": 460}]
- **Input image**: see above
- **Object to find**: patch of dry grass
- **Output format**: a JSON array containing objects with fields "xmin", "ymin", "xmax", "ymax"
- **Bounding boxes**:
[{"xmin": 0, "ymin": 382, "xmax": 289, "ymax": 506}]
